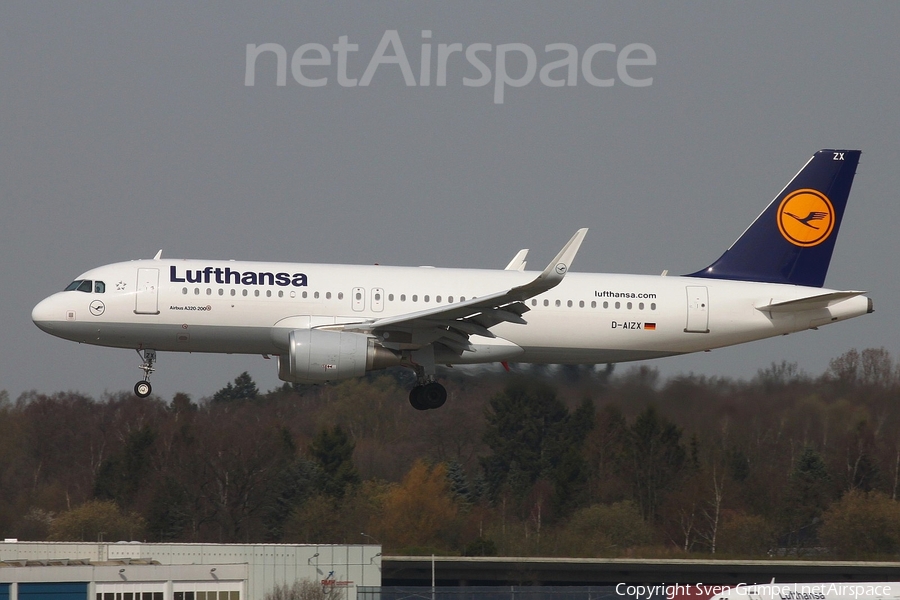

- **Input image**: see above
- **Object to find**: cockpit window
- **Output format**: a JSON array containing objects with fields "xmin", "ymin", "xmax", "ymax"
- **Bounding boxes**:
[
  {"xmin": 65, "ymin": 280, "xmax": 95, "ymax": 293},
  {"xmin": 94, "ymin": 281, "xmax": 105, "ymax": 293}
]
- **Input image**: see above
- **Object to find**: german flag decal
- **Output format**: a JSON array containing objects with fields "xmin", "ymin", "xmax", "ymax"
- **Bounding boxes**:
[{"xmin": 645, "ymin": 323, "xmax": 657, "ymax": 331}]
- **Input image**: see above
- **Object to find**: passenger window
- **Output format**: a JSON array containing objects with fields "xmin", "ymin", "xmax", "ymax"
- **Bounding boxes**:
[
  {"xmin": 267, "ymin": 290, "xmax": 272, "ymax": 297},
  {"xmin": 412, "ymin": 295, "xmax": 418, "ymax": 302},
  {"xmin": 651, "ymin": 302, "xmax": 657, "ymax": 310},
  {"xmin": 389, "ymin": 294, "xmax": 394, "ymax": 301},
  {"xmin": 219, "ymin": 289, "xmax": 224, "ymax": 296},
  {"xmin": 255, "ymin": 290, "xmax": 260, "ymax": 297},
  {"xmin": 627, "ymin": 302, "xmax": 632, "ymax": 309},
  {"xmin": 194, "ymin": 288, "xmax": 200, "ymax": 295},
  {"xmin": 579, "ymin": 300, "xmax": 584, "ymax": 308},
  {"xmin": 567, "ymin": 300, "xmax": 573, "ymax": 308},
  {"xmin": 424, "ymin": 295, "xmax": 430, "ymax": 303},
  {"xmin": 278, "ymin": 291, "xmax": 284, "ymax": 298},
  {"xmin": 603, "ymin": 301, "xmax": 609, "ymax": 309},
  {"xmin": 242, "ymin": 289, "xmax": 248, "ymax": 297},
  {"xmin": 400, "ymin": 294, "xmax": 406, "ymax": 301},
  {"xmin": 338, "ymin": 292, "xmax": 344, "ymax": 300},
  {"xmin": 639, "ymin": 302, "xmax": 644, "ymax": 310},
  {"xmin": 532, "ymin": 300, "xmax": 537, "ymax": 306},
  {"xmin": 591, "ymin": 301, "xmax": 597, "ymax": 308},
  {"xmin": 555, "ymin": 300, "xmax": 561, "ymax": 307},
  {"xmin": 543, "ymin": 299, "xmax": 549, "ymax": 307},
  {"xmin": 326, "ymin": 292, "xmax": 331, "ymax": 299},
  {"xmin": 94, "ymin": 281, "xmax": 105, "ymax": 293},
  {"xmin": 435, "ymin": 295, "xmax": 441, "ymax": 303},
  {"xmin": 183, "ymin": 288, "xmax": 188, "ymax": 295},
  {"xmin": 231, "ymin": 289, "xmax": 236, "ymax": 296},
  {"xmin": 448, "ymin": 296, "xmax": 454, "ymax": 303}
]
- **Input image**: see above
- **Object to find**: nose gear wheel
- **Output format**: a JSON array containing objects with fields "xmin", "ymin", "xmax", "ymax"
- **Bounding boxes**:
[{"xmin": 134, "ymin": 349, "xmax": 157, "ymax": 398}]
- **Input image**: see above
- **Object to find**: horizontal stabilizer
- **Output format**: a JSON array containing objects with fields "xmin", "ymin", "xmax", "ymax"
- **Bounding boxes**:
[{"xmin": 756, "ymin": 291, "xmax": 867, "ymax": 313}]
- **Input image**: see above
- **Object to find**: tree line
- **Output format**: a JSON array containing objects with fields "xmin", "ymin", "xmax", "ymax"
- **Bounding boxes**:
[{"xmin": 2, "ymin": 347, "xmax": 900, "ymax": 559}]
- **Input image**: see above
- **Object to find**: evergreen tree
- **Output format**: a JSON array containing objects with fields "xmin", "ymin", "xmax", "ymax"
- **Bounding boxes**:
[
  {"xmin": 481, "ymin": 380, "xmax": 569, "ymax": 498},
  {"xmin": 621, "ymin": 405, "xmax": 686, "ymax": 521},
  {"xmin": 308, "ymin": 426, "xmax": 360, "ymax": 499},
  {"xmin": 779, "ymin": 446, "xmax": 834, "ymax": 551},
  {"xmin": 93, "ymin": 426, "xmax": 156, "ymax": 508},
  {"xmin": 146, "ymin": 476, "xmax": 191, "ymax": 542},
  {"xmin": 446, "ymin": 460, "xmax": 472, "ymax": 504},
  {"xmin": 211, "ymin": 371, "xmax": 259, "ymax": 403},
  {"xmin": 263, "ymin": 429, "xmax": 318, "ymax": 541}
]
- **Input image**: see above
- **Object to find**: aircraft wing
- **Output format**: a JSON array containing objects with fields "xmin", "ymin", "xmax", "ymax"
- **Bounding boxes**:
[{"xmin": 326, "ymin": 229, "xmax": 588, "ymax": 352}]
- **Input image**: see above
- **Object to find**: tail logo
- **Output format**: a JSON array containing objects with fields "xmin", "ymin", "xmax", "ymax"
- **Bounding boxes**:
[{"xmin": 777, "ymin": 189, "xmax": 835, "ymax": 247}]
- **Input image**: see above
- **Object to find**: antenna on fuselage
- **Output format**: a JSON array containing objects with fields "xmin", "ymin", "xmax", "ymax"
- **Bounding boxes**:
[{"xmin": 153, "ymin": 250, "xmax": 162, "ymax": 260}]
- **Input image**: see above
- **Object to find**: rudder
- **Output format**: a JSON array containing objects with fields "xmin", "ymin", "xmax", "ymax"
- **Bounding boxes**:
[{"xmin": 687, "ymin": 149, "xmax": 860, "ymax": 287}]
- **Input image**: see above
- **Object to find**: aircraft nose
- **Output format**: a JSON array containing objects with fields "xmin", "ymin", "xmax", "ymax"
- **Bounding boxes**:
[{"xmin": 32, "ymin": 296, "xmax": 61, "ymax": 332}]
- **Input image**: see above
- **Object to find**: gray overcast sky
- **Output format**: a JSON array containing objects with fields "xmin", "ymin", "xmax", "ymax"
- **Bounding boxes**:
[{"xmin": 3, "ymin": 2, "xmax": 899, "ymax": 401}]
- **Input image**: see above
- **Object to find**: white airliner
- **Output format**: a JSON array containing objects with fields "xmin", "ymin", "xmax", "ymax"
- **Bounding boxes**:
[{"xmin": 32, "ymin": 150, "xmax": 871, "ymax": 409}]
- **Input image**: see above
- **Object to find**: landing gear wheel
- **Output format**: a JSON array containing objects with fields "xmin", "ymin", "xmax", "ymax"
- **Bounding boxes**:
[
  {"xmin": 409, "ymin": 382, "xmax": 447, "ymax": 410},
  {"xmin": 134, "ymin": 381, "xmax": 152, "ymax": 398},
  {"xmin": 409, "ymin": 387, "xmax": 425, "ymax": 410},
  {"xmin": 134, "ymin": 349, "xmax": 157, "ymax": 399},
  {"xmin": 422, "ymin": 382, "xmax": 447, "ymax": 409}
]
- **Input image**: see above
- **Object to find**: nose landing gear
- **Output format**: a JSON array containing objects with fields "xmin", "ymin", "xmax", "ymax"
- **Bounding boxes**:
[{"xmin": 134, "ymin": 349, "xmax": 156, "ymax": 398}]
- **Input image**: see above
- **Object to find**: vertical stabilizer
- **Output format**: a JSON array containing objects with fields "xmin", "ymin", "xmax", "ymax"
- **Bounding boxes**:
[{"xmin": 687, "ymin": 149, "xmax": 860, "ymax": 287}]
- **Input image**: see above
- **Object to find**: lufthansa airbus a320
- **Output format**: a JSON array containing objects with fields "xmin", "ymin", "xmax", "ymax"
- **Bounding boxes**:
[{"xmin": 33, "ymin": 150, "xmax": 872, "ymax": 410}]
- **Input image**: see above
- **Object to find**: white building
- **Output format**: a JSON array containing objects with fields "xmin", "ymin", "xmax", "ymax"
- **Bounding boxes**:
[{"xmin": 0, "ymin": 542, "xmax": 381, "ymax": 600}]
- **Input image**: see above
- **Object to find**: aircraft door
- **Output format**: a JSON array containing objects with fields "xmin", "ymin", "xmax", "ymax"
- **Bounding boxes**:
[
  {"xmin": 135, "ymin": 268, "xmax": 160, "ymax": 315},
  {"xmin": 352, "ymin": 287, "xmax": 365, "ymax": 312},
  {"xmin": 372, "ymin": 287, "xmax": 384, "ymax": 312},
  {"xmin": 685, "ymin": 285, "xmax": 709, "ymax": 333}
]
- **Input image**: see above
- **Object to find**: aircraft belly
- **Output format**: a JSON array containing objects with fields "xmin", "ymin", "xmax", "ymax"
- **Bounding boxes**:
[{"xmin": 60, "ymin": 321, "xmax": 280, "ymax": 355}]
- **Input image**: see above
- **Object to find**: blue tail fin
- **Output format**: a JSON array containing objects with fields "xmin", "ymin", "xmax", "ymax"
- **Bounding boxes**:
[{"xmin": 687, "ymin": 149, "xmax": 860, "ymax": 287}]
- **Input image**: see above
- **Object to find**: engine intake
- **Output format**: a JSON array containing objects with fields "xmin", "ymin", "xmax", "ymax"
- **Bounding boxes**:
[{"xmin": 278, "ymin": 329, "xmax": 401, "ymax": 383}]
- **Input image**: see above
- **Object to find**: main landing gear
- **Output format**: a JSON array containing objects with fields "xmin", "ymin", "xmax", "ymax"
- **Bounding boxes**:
[
  {"xmin": 407, "ymin": 351, "xmax": 447, "ymax": 410},
  {"xmin": 408, "ymin": 377, "xmax": 447, "ymax": 411},
  {"xmin": 134, "ymin": 349, "xmax": 156, "ymax": 398}
]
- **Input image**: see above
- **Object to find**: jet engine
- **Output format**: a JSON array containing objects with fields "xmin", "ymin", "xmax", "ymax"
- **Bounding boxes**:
[{"xmin": 277, "ymin": 329, "xmax": 401, "ymax": 383}]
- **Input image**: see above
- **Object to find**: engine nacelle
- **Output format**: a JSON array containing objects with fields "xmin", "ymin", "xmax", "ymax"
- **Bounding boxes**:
[{"xmin": 277, "ymin": 329, "xmax": 401, "ymax": 384}]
